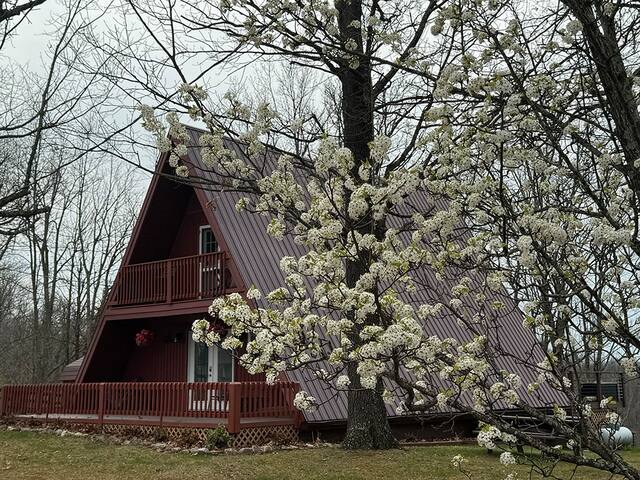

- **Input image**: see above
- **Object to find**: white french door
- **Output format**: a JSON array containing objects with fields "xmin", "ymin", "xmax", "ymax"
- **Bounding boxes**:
[{"xmin": 187, "ymin": 336, "xmax": 234, "ymax": 411}]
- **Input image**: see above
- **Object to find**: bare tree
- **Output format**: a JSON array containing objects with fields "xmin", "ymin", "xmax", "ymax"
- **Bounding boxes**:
[
  {"xmin": 0, "ymin": 0, "xmax": 144, "ymax": 259},
  {"xmin": 3, "ymin": 149, "xmax": 138, "ymax": 383}
]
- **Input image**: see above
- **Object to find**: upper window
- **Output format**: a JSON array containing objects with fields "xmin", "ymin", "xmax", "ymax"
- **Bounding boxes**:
[{"xmin": 199, "ymin": 226, "xmax": 219, "ymax": 254}]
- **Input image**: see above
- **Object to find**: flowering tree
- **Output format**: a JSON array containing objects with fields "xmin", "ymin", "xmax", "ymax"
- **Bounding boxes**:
[
  {"xmin": 124, "ymin": 0, "xmax": 640, "ymax": 476},
  {"xmin": 131, "ymin": 0, "xmax": 452, "ymax": 450}
]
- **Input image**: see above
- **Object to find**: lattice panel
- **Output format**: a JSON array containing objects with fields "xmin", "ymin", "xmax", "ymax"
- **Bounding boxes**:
[
  {"xmin": 101, "ymin": 424, "xmax": 207, "ymax": 442},
  {"xmin": 589, "ymin": 408, "xmax": 610, "ymax": 429},
  {"xmin": 233, "ymin": 424, "xmax": 298, "ymax": 447},
  {"xmin": 68, "ymin": 422, "xmax": 297, "ymax": 448}
]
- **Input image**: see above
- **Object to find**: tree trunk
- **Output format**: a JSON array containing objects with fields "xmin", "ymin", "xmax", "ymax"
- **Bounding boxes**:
[
  {"xmin": 336, "ymin": 0, "xmax": 397, "ymax": 449},
  {"xmin": 342, "ymin": 364, "xmax": 398, "ymax": 449},
  {"xmin": 342, "ymin": 241, "xmax": 397, "ymax": 449},
  {"xmin": 563, "ymin": 0, "xmax": 640, "ymax": 193}
]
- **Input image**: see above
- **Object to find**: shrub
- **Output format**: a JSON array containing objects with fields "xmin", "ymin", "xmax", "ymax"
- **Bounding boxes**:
[{"xmin": 205, "ymin": 426, "xmax": 231, "ymax": 449}]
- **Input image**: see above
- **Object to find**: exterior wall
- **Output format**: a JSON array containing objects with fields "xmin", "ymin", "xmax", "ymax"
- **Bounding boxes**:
[
  {"xmin": 83, "ymin": 321, "xmax": 136, "ymax": 382},
  {"xmin": 123, "ymin": 322, "xmax": 188, "ymax": 382},
  {"xmin": 85, "ymin": 316, "xmax": 264, "ymax": 383},
  {"xmin": 122, "ymin": 326, "xmax": 264, "ymax": 382},
  {"xmin": 127, "ymin": 178, "xmax": 212, "ymax": 264},
  {"xmin": 127, "ymin": 177, "xmax": 192, "ymax": 264},
  {"xmin": 169, "ymin": 193, "xmax": 208, "ymax": 258}
]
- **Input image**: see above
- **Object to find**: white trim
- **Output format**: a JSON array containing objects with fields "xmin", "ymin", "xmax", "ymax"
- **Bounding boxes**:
[
  {"xmin": 198, "ymin": 225, "xmax": 208, "ymax": 255},
  {"xmin": 198, "ymin": 225, "xmax": 219, "ymax": 297},
  {"xmin": 198, "ymin": 225, "xmax": 219, "ymax": 254},
  {"xmin": 187, "ymin": 335, "xmax": 235, "ymax": 383},
  {"xmin": 187, "ymin": 335, "xmax": 235, "ymax": 412}
]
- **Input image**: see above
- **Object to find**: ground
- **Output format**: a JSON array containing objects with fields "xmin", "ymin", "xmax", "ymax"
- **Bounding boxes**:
[{"xmin": 1, "ymin": 430, "xmax": 638, "ymax": 479}]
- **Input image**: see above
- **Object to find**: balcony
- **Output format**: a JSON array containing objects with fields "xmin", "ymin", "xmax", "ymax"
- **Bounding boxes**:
[
  {"xmin": 0, "ymin": 381, "xmax": 300, "ymax": 433},
  {"xmin": 110, "ymin": 252, "xmax": 233, "ymax": 307}
]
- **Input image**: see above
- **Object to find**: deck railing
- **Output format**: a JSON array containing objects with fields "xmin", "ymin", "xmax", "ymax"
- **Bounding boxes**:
[
  {"xmin": 0, "ymin": 381, "xmax": 300, "ymax": 433},
  {"xmin": 110, "ymin": 252, "xmax": 230, "ymax": 306}
]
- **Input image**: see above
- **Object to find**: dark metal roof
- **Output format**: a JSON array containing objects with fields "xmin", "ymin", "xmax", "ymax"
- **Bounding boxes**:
[
  {"xmin": 184, "ymin": 126, "xmax": 566, "ymax": 423},
  {"xmin": 60, "ymin": 357, "xmax": 84, "ymax": 383}
]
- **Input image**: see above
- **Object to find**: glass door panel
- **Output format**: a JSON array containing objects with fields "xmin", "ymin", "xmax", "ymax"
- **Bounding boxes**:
[
  {"xmin": 216, "ymin": 347, "xmax": 234, "ymax": 382},
  {"xmin": 193, "ymin": 342, "xmax": 209, "ymax": 382},
  {"xmin": 188, "ymin": 336, "xmax": 234, "ymax": 411}
]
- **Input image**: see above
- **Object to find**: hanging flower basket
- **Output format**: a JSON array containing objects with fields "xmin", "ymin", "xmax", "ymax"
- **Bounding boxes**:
[{"xmin": 135, "ymin": 329, "xmax": 154, "ymax": 347}]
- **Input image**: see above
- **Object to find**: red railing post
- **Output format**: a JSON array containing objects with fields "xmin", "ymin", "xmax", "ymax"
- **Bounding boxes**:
[
  {"xmin": 166, "ymin": 260, "xmax": 173, "ymax": 304},
  {"xmin": 228, "ymin": 382, "xmax": 241, "ymax": 434},
  {"xmin": 0, "ymin": 385, "xmax": 5, "ymax": 417},
  {"xmin": 98, "ymin": 383, "xmax": 105, "ymax": 426},
  {"xmin": 44, "ymin": 386, "xmax": 49, "ymax": 425}
]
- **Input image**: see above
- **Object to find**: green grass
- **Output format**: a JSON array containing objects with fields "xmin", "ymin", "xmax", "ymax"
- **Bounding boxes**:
[{"xmin": 0, "ymin": 429, "xmax": 638, "ymax": 479}]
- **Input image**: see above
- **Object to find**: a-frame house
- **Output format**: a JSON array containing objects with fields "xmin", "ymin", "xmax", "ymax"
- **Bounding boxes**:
[
  {"xmin": 0, "ymin": 126, "xmax": 565, "ymax": 445},
  {"xmin": 78, "ymin": 139, "xmax": 256, "ymax": 386}
]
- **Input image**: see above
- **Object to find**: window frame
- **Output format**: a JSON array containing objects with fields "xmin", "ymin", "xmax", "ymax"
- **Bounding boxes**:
[{"xmin": 198, "ymin": 225, "xmax": 219, "ymax": 254}]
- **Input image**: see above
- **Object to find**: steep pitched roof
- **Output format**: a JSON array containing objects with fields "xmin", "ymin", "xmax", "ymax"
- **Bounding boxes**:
[
  {"xmin": 60, "ymin": 357, "xmax": 84, "ymax": 383},
  {"xmin": 182, "ymin": 126, "xmax": 567, "ymax": 423}
]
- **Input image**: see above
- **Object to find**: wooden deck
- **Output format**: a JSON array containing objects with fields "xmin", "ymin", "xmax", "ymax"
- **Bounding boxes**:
[{"xmin": 0, "ymin": 381, "xmax": 301, "ymax": 433}]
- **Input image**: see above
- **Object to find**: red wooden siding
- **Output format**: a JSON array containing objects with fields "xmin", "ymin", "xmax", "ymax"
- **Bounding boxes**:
[
  {"xmin": 124, "ymin": 334, "xmax": 187, "ymax": 382},
  {"xmin": 80, "ymin": 317, "xmax": 264, "ymax": 384},
  {"xmin": 83, "ymin": 322, "xmax": 134, "ymax": 382},
  {"xmin": 127, "ymin": 177, "xmax": 193, "ymax": 265},
  {"xmin": 169, "ymin": 193, "xmax": 207, "ymax": 258},
  {"xmin": 125, "ymin": 176, "xmax": 212, "ymax": 265}
]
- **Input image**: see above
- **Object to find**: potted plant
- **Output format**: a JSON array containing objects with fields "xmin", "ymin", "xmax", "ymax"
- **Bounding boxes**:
[{"xmin": 135, "ymin": 329, "xmax": 154, "ymax": 347}]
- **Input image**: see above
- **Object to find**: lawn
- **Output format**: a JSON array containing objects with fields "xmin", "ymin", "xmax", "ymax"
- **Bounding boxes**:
[{"xmin": 0, "ymin": 429, "xmax": 638, "ymax": 480}]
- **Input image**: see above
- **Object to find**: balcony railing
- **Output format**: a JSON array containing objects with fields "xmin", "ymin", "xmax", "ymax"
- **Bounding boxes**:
[
  {"xmin": 110, "ymin": 252, "xmax": 231, "ymax": 307},
  {"xmin": 0, "ymin": 381, "xmax": 300, "ymax": 433}
]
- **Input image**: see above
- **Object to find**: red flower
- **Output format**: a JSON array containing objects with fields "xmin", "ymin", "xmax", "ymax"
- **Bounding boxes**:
[{"xmin": 135, "ymin": 329, "xmax": 154, "ymax": 347}]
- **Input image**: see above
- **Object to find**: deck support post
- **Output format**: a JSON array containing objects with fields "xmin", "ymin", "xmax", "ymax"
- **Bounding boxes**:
[
  {"xmin": 98, "ymin": 383, "xmax": 105, "ymax": 426},
  {"xmin": 228, "ymin": 382, "xmax": 241, "ymax": 434}
]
